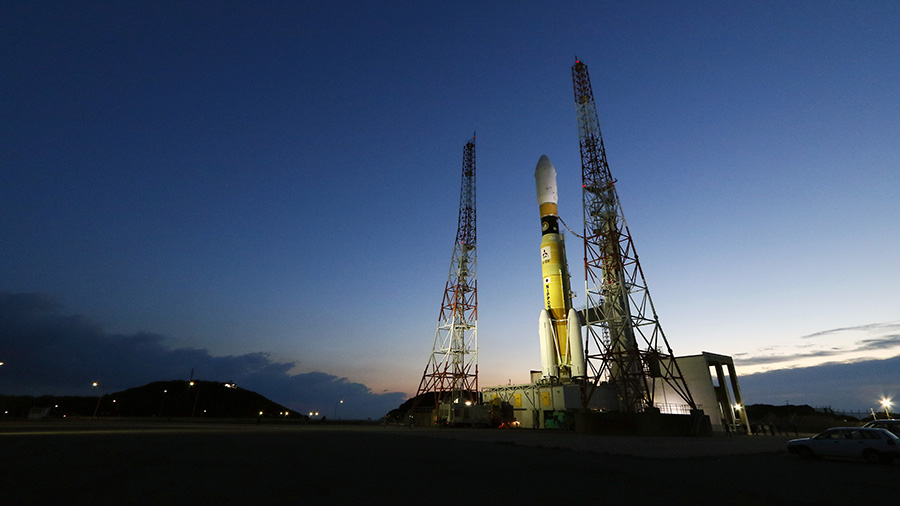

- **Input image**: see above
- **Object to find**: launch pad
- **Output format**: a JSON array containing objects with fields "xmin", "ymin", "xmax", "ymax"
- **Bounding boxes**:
[
  {"xmin": 482, "ymin": 371, "xmax": 708, "ymax": 434},
  {"xmin": 483, "ymin": 349, "xmax": 752, "ymax": 435},
  {"xmin": 482, "ymin": 381, "xmax": 713, "ymax": 435},
  {"xmin": 482, "ymin": 376, "xmax": 608, "ymax": 430}
]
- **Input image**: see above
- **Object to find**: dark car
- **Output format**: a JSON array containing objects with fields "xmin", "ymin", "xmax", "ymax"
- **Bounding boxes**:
[
  {"xmin": 862, "ymin": 419, "xmax": 900, "ymax": 437},
  {"xmin": 787, "ymin": 427, "xmax": 900, "ymax": 464}
]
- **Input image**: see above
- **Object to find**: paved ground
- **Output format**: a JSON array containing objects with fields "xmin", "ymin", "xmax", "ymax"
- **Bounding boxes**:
[
  {"xmin": 394, "ymin": 424, "xmax": 794, "ymax": 458},
  {"xmin": 2, "ymin": 420, "xmax": 898, "ymax": 505}
]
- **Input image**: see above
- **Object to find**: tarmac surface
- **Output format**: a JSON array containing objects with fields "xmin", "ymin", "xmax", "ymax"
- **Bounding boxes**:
[{"xmin": 2, "ymin": 420, "xmax": 898, "ymax": 505}]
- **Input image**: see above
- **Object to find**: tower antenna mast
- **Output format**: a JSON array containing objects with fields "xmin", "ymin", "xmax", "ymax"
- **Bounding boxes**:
[
  {"xmin": 572, "ymin": 60, "xmax": 695, "ymax": 413},
  {"xmin": 414, "ymin": 135, "xmax": 478, "ymax": 412}
]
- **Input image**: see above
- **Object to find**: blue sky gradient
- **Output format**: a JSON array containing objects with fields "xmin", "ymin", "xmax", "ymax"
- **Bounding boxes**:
[{"xmin": 3, "ymin": 2, "xmax": 899, "ymax": 417}]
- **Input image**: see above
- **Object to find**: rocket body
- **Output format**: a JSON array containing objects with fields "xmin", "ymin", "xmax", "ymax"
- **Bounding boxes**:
[{"xmin": 535, "ymin": 155, "xmax": 584, "ymax": 379}]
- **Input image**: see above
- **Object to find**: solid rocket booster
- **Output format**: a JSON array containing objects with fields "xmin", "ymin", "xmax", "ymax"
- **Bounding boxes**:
[
  {"xmin": 535, "ymin": 155, "xmax": 585, "ymax": 379},
  {"xmin": 567, "ymin": 307, "xmax": 585, "ymax": 377},
  {"xmin": 539, "ymin": 309, "xmax": 557, "ymax": 378}
]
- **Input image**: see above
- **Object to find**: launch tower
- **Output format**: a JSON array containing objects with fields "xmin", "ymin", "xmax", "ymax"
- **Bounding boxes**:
[
  {"xmin": 572, "ymin": 60, "xmax": 696, "ymax": 413},
  {"xmin": 413, "ymin": 135, "xmax": 479, "ymax": 414}
]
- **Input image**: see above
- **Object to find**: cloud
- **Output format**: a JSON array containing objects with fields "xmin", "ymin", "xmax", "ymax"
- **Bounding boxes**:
[
  {"xmin": 0, "ymin": 291, "xmax": 406, "ymax": 419},
  {"xmin": 735, "ymin": 348, "xmax": 848, "ymax": 367},
  {"xmin": 858, "ymin": 334, "xmax": 900, "ymax": 351},
  {"xmin": 800, "ymin": 321, "xmax": 900, "ymax": 340},
  {"xmin": 739, "ymin": 355, "xmax": 900, "ymax": 412},
  {"xmin": 734, "ymin": 321, "xmax": 900, "ymax": 368}
]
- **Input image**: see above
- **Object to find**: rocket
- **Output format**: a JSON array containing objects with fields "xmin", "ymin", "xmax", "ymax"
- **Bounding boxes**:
[{"xmin": 535, "ymin": 155, "xmax": 585, "ymax": 380}]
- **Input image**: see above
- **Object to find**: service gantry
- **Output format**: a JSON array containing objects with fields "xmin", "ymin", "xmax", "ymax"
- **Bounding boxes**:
[
  {"xmin": 572, "ymin": 60, "xmax": 696, "ymax": 413},
  {"xmin": 413, "ymin": 135, "xmax": 478, "ymax": 410}
]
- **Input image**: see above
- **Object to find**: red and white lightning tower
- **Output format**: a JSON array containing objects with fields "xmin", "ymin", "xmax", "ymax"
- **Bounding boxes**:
[
  {"xmin": 414, "ymin": 135, "xmax": 478, "ymax": 409},
  {"xmin": 572, "ymin": 60, "xmax": 695, "ymax": 413}
]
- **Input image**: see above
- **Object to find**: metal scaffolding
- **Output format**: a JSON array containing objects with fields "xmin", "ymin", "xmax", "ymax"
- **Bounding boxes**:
[
  {"xmin": 572, "ymin": 60, "xmax": 695, "ymax": 413},
  {"xmin": 413, "ymin": 135, "xmax": 478, "ymax": 410}
]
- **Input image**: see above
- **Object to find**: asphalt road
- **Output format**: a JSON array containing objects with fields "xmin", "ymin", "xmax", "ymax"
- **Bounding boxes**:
[{"xmin": 2, "ymin": 421, "xmax": 897, "ymax": 505}]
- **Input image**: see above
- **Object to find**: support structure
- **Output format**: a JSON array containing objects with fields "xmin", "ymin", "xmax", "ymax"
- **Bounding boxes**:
[
  {"xmin": 414, "ymin": 135, "xmax": 478, "ymax": 411},
  {"xmin": 572, "ymin": 60, "xmax": 695, "ymax": 413}
]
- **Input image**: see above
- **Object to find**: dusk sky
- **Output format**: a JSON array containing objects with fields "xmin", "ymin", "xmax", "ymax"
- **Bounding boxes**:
[{"xmin": 3, "ymin": 1, "xmax": 899, "ymax": 419}]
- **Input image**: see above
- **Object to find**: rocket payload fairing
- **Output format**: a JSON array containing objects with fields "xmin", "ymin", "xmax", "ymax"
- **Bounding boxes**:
[{"xmin": 535, "ymin": 155, "xmax": 585, "ymax": 380}]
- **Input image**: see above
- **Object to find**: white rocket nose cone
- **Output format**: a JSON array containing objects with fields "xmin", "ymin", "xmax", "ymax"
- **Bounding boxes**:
[{"xmin": 535, "ymin": 155, "xmax": 558, "ymax": 205}]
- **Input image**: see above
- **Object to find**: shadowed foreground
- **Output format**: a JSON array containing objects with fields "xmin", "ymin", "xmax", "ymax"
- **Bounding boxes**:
[{"xmin": 1, "ymin": 421, "xmax": 897, "ymax": 505}]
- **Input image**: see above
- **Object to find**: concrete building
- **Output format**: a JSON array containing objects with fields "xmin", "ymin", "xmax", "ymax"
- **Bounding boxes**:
[{"xmin": 655, "ymin": 352, "xmax": 751, "ymax": 434}]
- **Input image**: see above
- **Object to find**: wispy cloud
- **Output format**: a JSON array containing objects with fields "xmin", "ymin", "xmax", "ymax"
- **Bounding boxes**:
[
  {"xmin": 0, "ymin": 291, "xmax": 406, "ymax": 419},
  {"xmin": 800, "ymin": 321, "xmax": 900, "ymax": 340},
  {"xmin": 735, "ymin": 348, "xmax": 847, "ymax": 367},
  {"xmin": 858, "ymin": 334, "xmax": 900, "ymax": 351},
  {"xmin": 734, "ymin": 320, "xmax": 900, "ymax": 371}
]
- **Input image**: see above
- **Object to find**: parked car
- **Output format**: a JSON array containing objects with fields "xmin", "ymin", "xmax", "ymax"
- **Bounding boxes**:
[
  {"xmin": 863, "ymin": 419, "xmax": 900, "ymax": 437},
  {"xmin": 788, "ymin": 427, "xmax": 900, "ymax": 464}
]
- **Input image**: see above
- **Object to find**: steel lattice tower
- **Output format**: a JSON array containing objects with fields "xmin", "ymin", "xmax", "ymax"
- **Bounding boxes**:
[
  {"xmin": 572, "ymin": 60, "xmax": 695, "ymax": 413},
  {"xmin": 414, "ymin": 135, "xmax": 478, "ymax": 409}
]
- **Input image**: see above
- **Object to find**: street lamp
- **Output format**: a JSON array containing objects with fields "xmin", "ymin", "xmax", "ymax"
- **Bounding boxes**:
[
  {"xmin": 92, "ymin": 382, "xmax": 102, "ymax": 418},
  {"xmin": 158, "ymin": 389, "xmax": 168, "ymax": 417},
  {"xmin": 334, "ymin": 399, "xmax": 344, "ymax": 419},
  {"xmin": 881, "ymin": 397, "xmax": 893, "ymax": 418},
  {"xmin": 733, "ymin": 403, "xmax": 744, "ymax": 427}
]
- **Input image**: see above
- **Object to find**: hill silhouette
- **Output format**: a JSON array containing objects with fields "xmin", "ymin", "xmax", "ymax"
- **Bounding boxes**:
[
  {"xmin": 0, "ymin": 379, "xmax": 304, "ymax": 420},
  {"xmin": 745, "ymin": 403, "xmax": 861, "ymax": 433}
]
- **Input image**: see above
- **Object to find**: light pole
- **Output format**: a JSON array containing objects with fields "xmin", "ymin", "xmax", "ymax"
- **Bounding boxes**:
[
  {"xmin": 92, "ymin": 382, "xmax": 102, "ymax": 418},
  {"xmin": 158, "ymin": 389, "xmax": 168, "ymax": 417},
  {"xmin": 881, "ymin": 398, "xmax": 893, "ymax": 418},
  {"xmin": 334, "ymin": 399, "xmax": 344, "ymax": 419},
  {"xmin": 191, "ymin": 383, "xmax": 200, "ymax": 418}
]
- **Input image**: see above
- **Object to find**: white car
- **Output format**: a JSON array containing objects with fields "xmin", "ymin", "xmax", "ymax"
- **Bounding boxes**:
[{"xmin": 788, "ymin": 427, "xmax": 900, "ymax": 464}]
